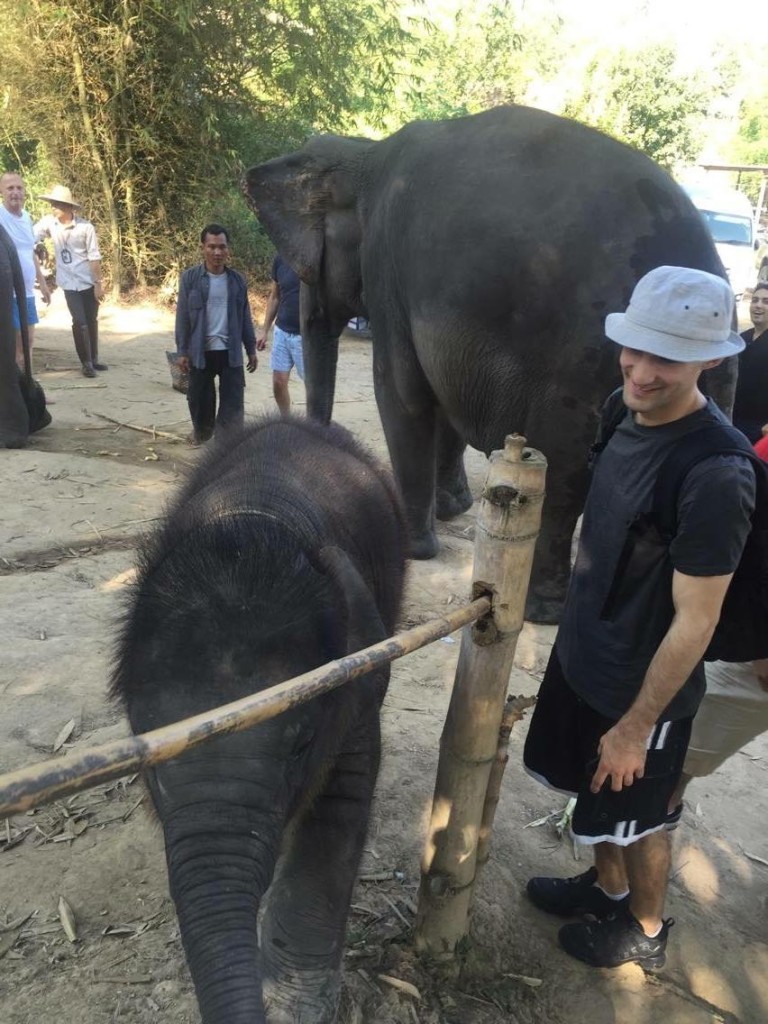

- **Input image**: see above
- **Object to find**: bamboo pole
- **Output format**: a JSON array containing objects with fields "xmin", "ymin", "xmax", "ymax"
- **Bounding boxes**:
[
  {"xmin": 476, "ymin": 694, "xmax": 537, "ymax": 869},
  {"xmin": 414, "ymin": 435, "xmax": 546, "ymax": 957},
  {"xmin": 0, "ymin": 597, "xmax": 489, "ymax": 818}
]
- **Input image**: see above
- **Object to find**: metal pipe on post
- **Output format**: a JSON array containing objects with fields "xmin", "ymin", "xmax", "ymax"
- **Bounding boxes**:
[{"xmin": 414, "ymin": 435, "xmax": 546, "ymax": 958}]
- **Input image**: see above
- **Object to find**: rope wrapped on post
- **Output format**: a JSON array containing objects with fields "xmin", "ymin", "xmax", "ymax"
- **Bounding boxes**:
[{"xmin": 0, "ymin": 595, "xmax": 492, "ymax": 818}]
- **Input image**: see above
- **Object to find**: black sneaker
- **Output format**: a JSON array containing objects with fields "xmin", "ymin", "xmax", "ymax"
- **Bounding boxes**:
[
  {"xmin": 665, "ymin": 802, "xmax": 683, "ymax": 831},
  {"xmin": 559, "ymin": 910, "xmax": 673, "ymax": 969},
  {"xmin": 526, "ymin": 866, "xmax": 628, "ymax": 920}
]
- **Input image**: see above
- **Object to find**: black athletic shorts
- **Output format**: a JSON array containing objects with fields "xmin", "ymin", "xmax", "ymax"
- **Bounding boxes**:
[{"xmin": 523, "ymin": 647, "xmax": 692, "ymax": 846}]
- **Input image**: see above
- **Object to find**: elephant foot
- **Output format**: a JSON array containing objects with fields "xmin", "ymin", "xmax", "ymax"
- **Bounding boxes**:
[
  {"xmin": 262, "ymin": 966, "xmax": 340, "ymax": 1024},
  {"xmin": 436, "ymin": 485, "xmax": 474, "ymax": 522},
  {"xmin": 408, "ymin": 528, "xmax": 439, "ymax": 560},
  {"xmin": 524, "ymin": 590, "xmax": 565, "ymax": 625},
  {"xmin": 0, "ymin": 435, "xmax": 29, "ymax": 449}
]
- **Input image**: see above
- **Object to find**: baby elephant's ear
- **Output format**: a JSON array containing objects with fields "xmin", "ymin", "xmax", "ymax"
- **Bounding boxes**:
[{"xmin": 315, "ymin": 546, "xmax": 386, "ymax": 655}]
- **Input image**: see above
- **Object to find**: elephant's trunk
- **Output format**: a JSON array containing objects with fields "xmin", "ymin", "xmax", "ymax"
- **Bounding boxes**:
[
  {"xmin": 301, "ymin": 281, "xmax": 339, "ymax": 424},
  {"xmin": 150, "ymin": 742, "xmax": 289, "ymax": 1024}
]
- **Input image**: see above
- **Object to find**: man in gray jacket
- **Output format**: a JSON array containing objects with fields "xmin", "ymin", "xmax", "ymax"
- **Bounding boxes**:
[{"xmin": 176, "ymin": 224, "xmax": 258, "ymax": 445}]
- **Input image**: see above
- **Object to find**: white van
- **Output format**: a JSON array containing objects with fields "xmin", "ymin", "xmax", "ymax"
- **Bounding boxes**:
[{"xmin": 683, "ymin": 184, "xmax": 757, "ymax": 298}]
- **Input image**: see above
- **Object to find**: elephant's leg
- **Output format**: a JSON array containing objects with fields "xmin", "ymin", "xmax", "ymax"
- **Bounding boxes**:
[
  {"xmin": 261, "ymin": 711, "xmax": 381, "ymax": 1023},
  {"xmin": 435, "ymin": 409, "xmax": 473, "ymax": 521},
  {"xmin": 373, "ymin": 350, "xmax": 439, "ymax": 559},
  {"xmin": 525, "ymin": 406, "xmax": 593, "ymax": 625}
]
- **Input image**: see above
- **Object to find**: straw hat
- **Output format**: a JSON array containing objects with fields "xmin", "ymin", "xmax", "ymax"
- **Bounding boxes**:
[
  {"xmin": 605, "ymin": 266, "xmax": 744, "ymax": 361},
  {"xmin": 37, "ymin": 184, "xmax": 81, "ymax": 209}
]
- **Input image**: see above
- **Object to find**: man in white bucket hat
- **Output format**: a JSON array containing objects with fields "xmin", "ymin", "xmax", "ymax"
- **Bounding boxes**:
[
  {"xmin": 523, "ymin": 266, "xmax": 756, "ymax": 969},
  {"xmin": 34, "ymin": 184, "xmax": 106, "ymax": 377}
]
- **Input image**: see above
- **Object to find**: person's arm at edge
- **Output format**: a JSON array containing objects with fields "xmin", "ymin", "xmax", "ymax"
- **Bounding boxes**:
[
  {"xmin": 32, "ymin": 217, "xmax": 49, "ymax": 243},
  {"xmin": 89, "ymin": 259, "xmax": 105, "ymax": 302},
  {"xmin": 33, "ymin": 252, "xmax": 51, "ymax": 305},
  {"xmin": 256, "ymin": 281, "xmax": 279, "ymax": 350},
  {"xmin": 241, "ymin": 277, "xmax": 258, "ymax": 372},
  {"xmin": 175, "ymin": 270, "xmax": 191, "ymax": 372},
  {"xmin": 591, "ymin": 569, "xmax": 734, "ymax": 793},
  {"xmin": 85, "ymin": 224, "xmax": 105, "ymax": 301}
]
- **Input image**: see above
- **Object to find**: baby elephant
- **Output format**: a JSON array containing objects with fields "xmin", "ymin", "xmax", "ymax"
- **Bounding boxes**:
[{"xmin": 111, "ymin": 417, "xmax": 407, "ymax": 1024}]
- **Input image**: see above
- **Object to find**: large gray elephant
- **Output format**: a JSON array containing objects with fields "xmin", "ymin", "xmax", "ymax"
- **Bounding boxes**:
[
  {"xmin": 0, "ymin": 223, "xmax": 50, "ymax": 447},
  {"xmin": 244, "ymin": 105, "xmax": 734, "ymax": 623},
  {"xmin": 111, "ymin": 417, "xmax": 407, "ymax": 1024}
]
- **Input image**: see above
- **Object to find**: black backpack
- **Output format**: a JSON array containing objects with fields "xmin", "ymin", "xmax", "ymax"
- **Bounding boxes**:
[{"xmin": 590, "ymin": 390, "xmax": 768, "ymax": 662}]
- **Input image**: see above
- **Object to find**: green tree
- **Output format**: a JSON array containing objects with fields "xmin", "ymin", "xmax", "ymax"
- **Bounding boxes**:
[
  {"xmin": 564, "ymin": 46, "xmax": 727, "ymax": 169},
  {"xmin": 0, "ymin": 0, "xmax": 415, "ymax": 290}
]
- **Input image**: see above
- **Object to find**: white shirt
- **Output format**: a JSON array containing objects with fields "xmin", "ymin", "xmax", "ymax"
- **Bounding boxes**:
[
  {"xmin": 34, "ymin": 214, "xmax": 101, "ymax": 292},
  {"xmin": 0, "ymin": 205, "xmax": 36, "ymax": 297}
]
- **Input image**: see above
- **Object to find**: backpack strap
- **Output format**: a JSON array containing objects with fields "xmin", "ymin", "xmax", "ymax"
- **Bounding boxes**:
[
  {"xmin": 589, "ymin": 387, "xmax": 628, "ymax": 468},
  {"xmin": 651, "ymin": 424, "xmax": 759, "ymax": 541}
]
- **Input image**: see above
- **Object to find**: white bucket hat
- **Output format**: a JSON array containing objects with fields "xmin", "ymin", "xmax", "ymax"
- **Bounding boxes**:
[
  {"xmin": 605, "ymin": 266, "xmax": 744, "ymax": 361},
  {"xmin": 37, "ymin": 184, "xmax": 81, "ymax": 209}
]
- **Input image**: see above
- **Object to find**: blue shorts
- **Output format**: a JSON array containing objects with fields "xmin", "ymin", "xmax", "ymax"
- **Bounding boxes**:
[
  {"xmin": 270, "ymin": 325, "xmax": 304, "ymax": 378},
  {"xmin": 12, "ymin": 296, "xmax": 39, "ymax": 330}
]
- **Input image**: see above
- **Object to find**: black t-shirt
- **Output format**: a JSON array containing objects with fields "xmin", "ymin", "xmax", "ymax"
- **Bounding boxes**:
[
  {"xmin": 556, "ymin": 399, "xmax": 755, "ymax": 722},
  {"xmin": 733, "ymin": 327, "xmax": 768, "ymax": 443},
  {"xmin": 272, "ymin": 255, "xmax": 300, "ymax": 335}
]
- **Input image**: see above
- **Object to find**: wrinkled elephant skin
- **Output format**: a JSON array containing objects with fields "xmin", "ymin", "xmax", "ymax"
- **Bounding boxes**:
[
  {"xmin": 244, "ymin": 105, "xmax": 734, "ymax": 623},
  {"xmin": 112, "ymin": 417, "xmax": 407, "ymax": 1024}
]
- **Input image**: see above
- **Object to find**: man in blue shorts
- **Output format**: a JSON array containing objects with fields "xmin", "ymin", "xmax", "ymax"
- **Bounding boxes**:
[
  {"xmin": 0, "ymin": 172, "xmax": 51, "ymax": 368},
  {"xmin": 523, "ymin": 266, "xmax": 755, "ymax": 969},
  {"xmin": 256, "ymin": 254, "xmax": 303, "ymax": 414}
]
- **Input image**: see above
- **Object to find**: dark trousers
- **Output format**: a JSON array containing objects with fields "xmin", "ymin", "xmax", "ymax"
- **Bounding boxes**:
[
  {"xmin": 64, "ymin": 288, "xmax": 100, "ymax": 368},
  {"xmin": 64, "ymin": 287, "xmax": 99, "ymax": 330},
  {"xmin": 187, "ymin": 350, "xmax": 245, "ymax": 443}
]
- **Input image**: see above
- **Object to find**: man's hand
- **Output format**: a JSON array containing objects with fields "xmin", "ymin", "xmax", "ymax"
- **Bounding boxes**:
[
  {"xmin": 40, "ymin": 284, "xmax": 51, "ymax": 306},
  {"xmin": 255, "ymin": 328, "xmax": 267, "ymax": 351},
  {"xmin": 246, "ymin": 352, "xmax": 258, "ymax": 373},
  {"xmin": 94, "ymin": 281, "xmax": 105, "ymax": 302},
  {"xmin": 761, "ymin": 422, "xmax": 768, "ymax": 437},
  {"xmin": 177, "ymin": 355, "xmax": 190, "ymax": 373},
  {"xmin": 590, "ymin": 718, "xmax": 650, "ymax": 793}
]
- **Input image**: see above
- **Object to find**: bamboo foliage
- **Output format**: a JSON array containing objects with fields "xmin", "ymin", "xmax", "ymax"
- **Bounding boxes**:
[{"xmin": 0, "ymin": 0, "xmax": 416, "ymax": 289}]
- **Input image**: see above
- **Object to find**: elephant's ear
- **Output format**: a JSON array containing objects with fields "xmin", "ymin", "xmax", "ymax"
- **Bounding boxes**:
[
  {"xmin": 245, "ymin": 152, "xmax": 325, "ymax": 282},
  {"xmin": 244, "ymin": 137, "xmax": 371, "ymax": 285},
  {"xmin": 314, "ymin": 545, "xmax": 386, "ymax": 655}
]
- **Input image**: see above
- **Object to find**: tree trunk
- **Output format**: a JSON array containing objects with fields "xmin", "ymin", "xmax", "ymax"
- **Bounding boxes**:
[{"xmin": 71, "ymin": 41, "xmax": 124, "ymax": 294}]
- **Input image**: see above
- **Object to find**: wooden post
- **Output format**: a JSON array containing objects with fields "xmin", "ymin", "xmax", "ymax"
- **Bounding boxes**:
[
  {"xmin": 414, "ymin": 435, "xmax": 546, "ymax": 958},
  {"xmin": 476, "ymin": 693, "xmax": 537, "ymax": 870}
]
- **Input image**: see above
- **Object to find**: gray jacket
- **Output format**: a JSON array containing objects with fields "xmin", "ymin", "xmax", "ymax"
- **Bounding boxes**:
[{"xmin": 175, "ymin": 264, "xmax": 256, "ymax": 369}]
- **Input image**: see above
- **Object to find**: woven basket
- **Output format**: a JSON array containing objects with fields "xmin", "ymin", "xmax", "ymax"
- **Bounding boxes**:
[{"xmin": 165, "ymin": 351, "xmax": 189, "ymax": 395}]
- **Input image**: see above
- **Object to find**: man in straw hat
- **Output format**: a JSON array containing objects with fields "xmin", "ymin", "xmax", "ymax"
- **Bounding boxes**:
[
  {"xmin": 522, "ymin": 266, "xmax": 756, "ymax": 969},
  {"xmin": 34, "ymin": 184, "xmax": 106, "ymax": 377}
]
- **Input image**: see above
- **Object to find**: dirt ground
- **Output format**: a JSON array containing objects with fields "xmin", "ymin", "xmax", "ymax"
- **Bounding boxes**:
[{"xmin": 1, "ymin": 290, "xmax": 767, "ymax": 1024}]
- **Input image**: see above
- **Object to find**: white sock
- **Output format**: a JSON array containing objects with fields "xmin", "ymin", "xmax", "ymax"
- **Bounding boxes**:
[{"xmin": 594, "ymin": 883, "xmax": 629, "ymax": 901}]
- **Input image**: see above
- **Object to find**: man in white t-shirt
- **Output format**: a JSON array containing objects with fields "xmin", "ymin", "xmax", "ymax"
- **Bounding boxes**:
[{"xmin": 0, "ymin": 172, "xmax": 51, "ymax": 368}]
